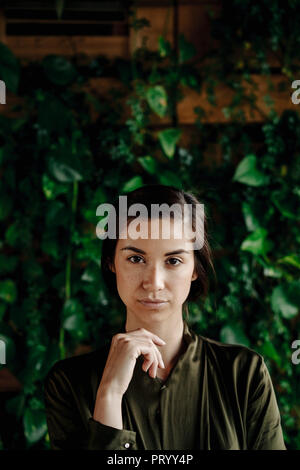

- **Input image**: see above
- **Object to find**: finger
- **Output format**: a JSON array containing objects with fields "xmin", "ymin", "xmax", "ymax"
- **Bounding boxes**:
[
  {"xmin": 151, "ymin": 335, "xmax": 166, "ymax": 346},
  {"xmin": 142, "ymin": 357, "xmax": 152, "ymax": 372},
  {"xmin": 137, "ymin": 328, "xmax": 166, "ymax": 346},
  {"xmin": 148, "ymin": 360, "xmax": 158, "ymax": 378},
  {"xmin": 152, "ymin": 343, "xmax": 165, "ymax": 369},
  {"xmin": 141, "ymin": 350, "xmax": 155, "ymax": 372},
  {"xmin": 139, "ymin": 344, "xmax": 161, "ymax": 377},
  {"xmin": 142, "ymin": 350, "xmax": 157, "ymax": 378}
]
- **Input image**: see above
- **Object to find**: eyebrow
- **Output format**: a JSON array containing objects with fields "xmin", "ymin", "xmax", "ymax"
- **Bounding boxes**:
[{"xmin": 120, "ymin": 246, "xmax": 191, "ymax": 256}]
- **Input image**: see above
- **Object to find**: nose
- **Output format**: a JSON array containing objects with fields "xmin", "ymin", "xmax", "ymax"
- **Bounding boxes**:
[{"xmin": 142, "ymin": 263, "xmax": 165, "ymax": 292}]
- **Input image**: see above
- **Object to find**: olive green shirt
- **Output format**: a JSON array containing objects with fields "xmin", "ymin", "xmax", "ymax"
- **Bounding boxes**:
[{"xmin": 44, "ymin": 321, "xmax": 286, "ymax": 450}]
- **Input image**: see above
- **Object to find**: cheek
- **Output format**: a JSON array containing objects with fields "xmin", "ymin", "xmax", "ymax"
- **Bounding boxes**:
[
  {"xmin": 115, "ymin": 265, "xmax": 139, "ymax": 291},
  {"xmin": 171, "ymin": 265, "xmax": 195, "ymax": 294},
  {"xmin": 173, "ymin": 263, "xmax": 195, "ymax": 280}
]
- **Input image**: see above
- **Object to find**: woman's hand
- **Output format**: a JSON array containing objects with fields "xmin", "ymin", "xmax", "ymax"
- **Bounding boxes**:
[{"xmin": 98, "ymin": 328, "xmax": 166, "ymax": 397}]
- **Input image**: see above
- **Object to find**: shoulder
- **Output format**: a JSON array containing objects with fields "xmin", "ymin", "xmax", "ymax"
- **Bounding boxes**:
[
  {"xmin": 195, "ymin": 331, "xmax": 264, "ymax": 379},
  {"xmin": 44, "ymin": 343, "xmax": 110, "ymax": 388}
]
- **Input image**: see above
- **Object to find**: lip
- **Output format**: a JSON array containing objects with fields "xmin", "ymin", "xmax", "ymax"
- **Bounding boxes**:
[{"xmin": 138, "ymin": 299, "xmax": 168, "ymax": 308}]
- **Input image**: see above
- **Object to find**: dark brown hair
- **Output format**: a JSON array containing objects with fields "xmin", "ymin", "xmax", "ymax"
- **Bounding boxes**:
[{"xmin": 100, "ymin": 184, "xmax": 217, "ymax": 320}]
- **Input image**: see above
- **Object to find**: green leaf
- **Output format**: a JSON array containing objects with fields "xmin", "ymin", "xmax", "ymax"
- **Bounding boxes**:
[
  {"xmin": 158, "ymin": 36, "xmax": 172, "ymax": 58},
  {"xmin": 137, "ymin": 156, "xmax": 159, "ymax": 175},
  {"xmin": 271, "ymin": 189, "xmax": 300, "ymax": 220},
  {"xmin": 62, "ymin": 298, "xmax": 82, "ymax": 320},
  {"xmin": 0, "ymin": 279, "xmax": 17, "ymax": 303},
  {"xmin": 232, "ymin": 155, "xmax": 269, "ymax": 186},
  {"xmin": 158, "ymin": 128, "xmax": 182, "ymax": 158},
  {"xmin": 43, "ymin": 55, "xmax": 76, "ymax": 85},
  {"xmin": 61, "ymin": 299, "xmax": 88, "ymax": 341},
  {"xmin": 0, "ymin": 43, "xmax": 20, "ymax": 93},
  {"xmin": 81, "ymin": 263, "xmax": 101, "ymax": 283},
  {"xmin": 277, "ymin": 254, "xmax": 300, "ymax": 270},
  {"xmin": 5, "ymin": 222, "xmax": 21, "ymax": 247},
  {"xmin": 240, "ymin": 228, "xmax": 274, "ymax": 255},
  {"xmin": 62, "ymin": 314, "xmax": 88, "ymax": 340},
  {"xmin": 97, "ymin": 288, "xmax": 109, "ymax": 306},
  {"xmin": 76, "ymin": 237, "xmax": 101, "ymax": 264},
  {"xmin": 220, "ymin": 324, "xmax": 250, "ymax": 347},
  {"xmin": 242, "ymin": 202, "xmax": 261, "ymax": 231},
  {"xmin": 23, "ymin": 408, "xmax": 48, "ymax": 445},
  {"xmin": 257, "ymin": 340, "xmax": 282, "ymax": 366},
  {"xmin": 179, "ymin": 34, "xmax": 196, "ymax": 63},
  {"xmin": 271, "ymin": 282, "xmax": 300, "ymax": 319},
  {"xmin": 157, "ymin": 170, "xmax": 183, "ymax": 188},
  {"xmin": 48, "ymin": 157, "xmax": 83, "ymax": 183},
  {"xmin": 42, "ymin": 173, "xmax": 68, "ymax": 200},
  {"xmin": 146, "ymin": 85, "xmax": 168, "ymax": 117},
  {"xmin": 121, "ymin": 176, "xmax": 143, "ymax": 193},
  {"xmin": 26, "ymin": 344, "xmax": 48, "ymax": 379},
  {"xmin": 263, "ymin": 266, "xmax": 283, "ymax": 278}
]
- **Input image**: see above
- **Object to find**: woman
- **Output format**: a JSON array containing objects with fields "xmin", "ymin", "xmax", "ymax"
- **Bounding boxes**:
[{"xmin": 44, "ymin": 184, "xmax": 287, "ymax": 450}]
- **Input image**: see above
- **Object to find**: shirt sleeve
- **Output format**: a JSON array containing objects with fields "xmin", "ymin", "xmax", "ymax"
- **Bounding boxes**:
[
  {"xmin": 43, "ymin": 366, "xmax": 137, "ymax": 450},
  {"xmin": 246, "ymin": 356, "xmax": 287, "ymax": 450}
]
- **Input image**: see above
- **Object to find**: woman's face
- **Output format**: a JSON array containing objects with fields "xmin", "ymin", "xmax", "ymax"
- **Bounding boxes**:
[{"xmin": 110, "ymin": 217, "xmax": 198, "ymax": 324}]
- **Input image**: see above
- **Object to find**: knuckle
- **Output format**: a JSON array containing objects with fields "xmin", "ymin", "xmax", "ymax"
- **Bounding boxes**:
[
  {"xmin": 113, "ymin": 333, "xmax": 123, "ymax": 341},
  {"xmin": 125, "ymin": 341, "xmax": 135, "ymax": 352}
]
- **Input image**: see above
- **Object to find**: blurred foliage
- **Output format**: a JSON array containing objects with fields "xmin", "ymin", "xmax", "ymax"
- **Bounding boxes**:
[{"xmin": 0, "ymin": 1, "xmax": 299, "ymax": 450}]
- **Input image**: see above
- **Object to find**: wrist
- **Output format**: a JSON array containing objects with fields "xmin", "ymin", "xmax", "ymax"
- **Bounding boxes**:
[
  {"xmin": 96, "ymin": 384, "xmax": 123, "ymax": 402},
  {"xmin": 93, "ymin": 388, "xmax": 123, "ymax": 429}
]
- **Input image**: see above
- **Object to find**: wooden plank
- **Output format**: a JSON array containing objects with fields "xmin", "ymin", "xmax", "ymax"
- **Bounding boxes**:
[
  {"xmin": 5, "ymin": 35, "xmax": 130, "ymax": 60},
  {"xmin": 0, "ymin": 9, "xmax": 6, "ymax": 44},
  {"xmin": 129, "ymin": 5, "xmax": 174, "ymax": 53},
  {"xmin": 178, "ymin": 2, "xmax": 221, "ymax": 60},
  {"xmin": 178, "ymin": 2, "xmax": 281, "ymax": 68},
  {"xmin": 177, "ymin": 75, "xmax": 295, "ymax": 123}
]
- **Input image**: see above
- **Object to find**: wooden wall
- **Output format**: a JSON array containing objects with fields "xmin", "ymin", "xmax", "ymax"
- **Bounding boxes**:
[{"xmin": 0, "ymin": 1, "xmax": 294, "ymax": 126}]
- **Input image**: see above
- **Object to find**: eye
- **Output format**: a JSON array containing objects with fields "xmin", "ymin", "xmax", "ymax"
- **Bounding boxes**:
[
  {"xmin": 167, "ymin": 258, "xmax": 182, "ymax": 266},
  {"xmin": 127, "ymin": 255, "xmax": 144, "ymax": 264}
]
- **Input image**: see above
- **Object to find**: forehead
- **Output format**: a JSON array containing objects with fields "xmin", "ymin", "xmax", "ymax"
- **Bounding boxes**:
[{"xmin": 117, "ymin": 217, "xmax": 194, "ymax": 250}]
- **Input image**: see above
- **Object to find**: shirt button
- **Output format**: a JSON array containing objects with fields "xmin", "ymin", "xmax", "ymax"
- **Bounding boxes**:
[{"xmin": 124, "ymin": 442, "xmax": 130, "ymax": 449}]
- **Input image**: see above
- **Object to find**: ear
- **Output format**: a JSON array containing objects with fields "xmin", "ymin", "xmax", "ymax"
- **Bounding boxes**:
[{"xmin": 191, "ymin": 270, "xmax": 198, "ymax": 281}]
